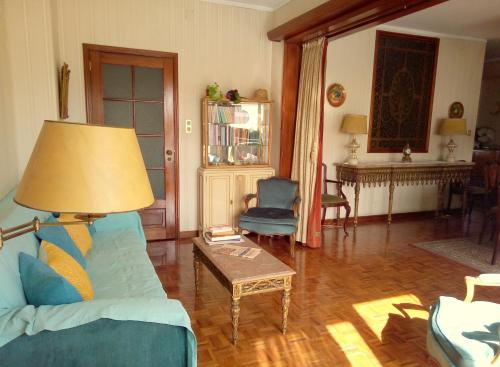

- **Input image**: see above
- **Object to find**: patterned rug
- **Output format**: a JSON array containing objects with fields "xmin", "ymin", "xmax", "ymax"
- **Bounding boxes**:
[{"xmin": 412, "ymin": 238, "xmax": 500, "ymax": 273}]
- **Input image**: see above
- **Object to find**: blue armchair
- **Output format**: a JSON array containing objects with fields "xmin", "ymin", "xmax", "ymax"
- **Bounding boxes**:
[
  {"xmin": 427, "ymin": 274, "xmax": 500, "ymax": 366},
  {"xmin": 238, "ymin": 177, "xmax": 300, "ymax": 257}
]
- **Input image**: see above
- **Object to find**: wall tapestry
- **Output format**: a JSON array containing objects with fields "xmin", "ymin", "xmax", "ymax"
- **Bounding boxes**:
[{"xmin": 368, "ymin": 31, "xmax": 439, "ymax": 153}]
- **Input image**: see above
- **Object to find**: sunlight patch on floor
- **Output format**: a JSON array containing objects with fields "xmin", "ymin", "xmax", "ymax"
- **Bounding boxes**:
[
  {"xmin": 327, "ymin": 322, "xmax": 383, "ymax": 367},
  {"xmin": 353, "ymin": 293, "xmax": 428, "ymax": 340}
]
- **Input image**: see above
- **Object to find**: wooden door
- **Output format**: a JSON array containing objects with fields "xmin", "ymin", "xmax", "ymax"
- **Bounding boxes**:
[{"xmin": 83, "ymin": 44, "xmax": 178, "ymax": 240}]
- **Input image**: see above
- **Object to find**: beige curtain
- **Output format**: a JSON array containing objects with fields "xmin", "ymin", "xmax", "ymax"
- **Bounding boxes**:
[{"xmin": 291, "ymin": 37, "xmax": 325, "ymax": 244}]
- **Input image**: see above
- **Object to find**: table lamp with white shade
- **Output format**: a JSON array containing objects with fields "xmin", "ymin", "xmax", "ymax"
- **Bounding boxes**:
[
  {"xmin": 341, "ymin": 114, "xmax": 367, "ymax": 165},
  {"xmin": 0, "ymin": 120, "xmax": 154, "ymax": 248},
  {"xmin": 438, "ymin": 118, "xmax": 467, "ymax": 162}
]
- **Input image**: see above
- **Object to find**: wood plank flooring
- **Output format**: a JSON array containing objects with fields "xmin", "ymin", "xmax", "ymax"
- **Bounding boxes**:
[{"xmin": 147, "ymin": 216, "xmax": 500, "ymax": 366}]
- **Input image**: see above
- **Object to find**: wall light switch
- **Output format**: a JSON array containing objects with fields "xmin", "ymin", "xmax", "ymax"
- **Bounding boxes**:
[{"xmin": 185, "ymin": 119, "xmax": 192, "ymax": 134}]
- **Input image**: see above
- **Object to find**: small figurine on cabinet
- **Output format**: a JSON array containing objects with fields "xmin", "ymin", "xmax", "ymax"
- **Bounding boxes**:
[{"xmin": 402, "ymin": 143, "xmax": 412, "ymax": 162}]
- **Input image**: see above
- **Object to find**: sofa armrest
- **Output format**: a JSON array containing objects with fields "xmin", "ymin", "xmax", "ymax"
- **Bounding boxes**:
[{"xmin": 464, "ymin": 274, "xmax": 500, "ymax": 302}]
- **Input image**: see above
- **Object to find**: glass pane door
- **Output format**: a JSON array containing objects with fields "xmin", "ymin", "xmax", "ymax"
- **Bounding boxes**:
[{"xmin": 101, "ymin": 64, "xmax": 165, "ymax": 202}]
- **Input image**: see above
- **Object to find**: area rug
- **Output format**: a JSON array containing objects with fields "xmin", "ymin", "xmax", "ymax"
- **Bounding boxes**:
[{"xmin": 412, "ymin": 238, "xmax": 500, "ymax": 273}]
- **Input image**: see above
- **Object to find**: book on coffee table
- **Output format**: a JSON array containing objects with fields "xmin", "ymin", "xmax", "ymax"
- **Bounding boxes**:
[{"xmin": 211, "ymin": 244, "xmax": 261, "ymax": 259}]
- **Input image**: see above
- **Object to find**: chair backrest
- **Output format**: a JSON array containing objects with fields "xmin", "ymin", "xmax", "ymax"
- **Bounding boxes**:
[
  {"xmin": 257, "ymin": 177, "xmax": 298, "ymax": 210},
  {"xmin": 483, "ymin": 161, "xmax": 500, "ymax": 191}
]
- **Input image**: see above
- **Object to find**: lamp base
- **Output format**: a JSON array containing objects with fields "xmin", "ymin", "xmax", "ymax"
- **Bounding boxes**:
[
  {"xmin": 445, "ymin": 138, "xmax": 457, "ymax": 163},
  {"xmin": 346, "ymin": 135, "xmax": 360, "ymax": 165},
  {"xmin": 346, "ymin": 157, "xmax": 359, "ymax": 165}
]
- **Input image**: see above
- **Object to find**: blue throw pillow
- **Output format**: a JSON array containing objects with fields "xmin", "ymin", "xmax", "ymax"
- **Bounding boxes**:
[
  {"xmin": 19, "ymin": 252, "xmax": 84, "ymax": 306},
  {"xmin": 35, "ymin": 216, "xmax": 87, "ymax": 268}
]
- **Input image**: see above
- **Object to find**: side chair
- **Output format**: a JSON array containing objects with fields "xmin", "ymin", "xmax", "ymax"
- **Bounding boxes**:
[
  {"xmin": 238, "ymin": 177, "xmax": 300, "ymax": 257},
  {"xmin": 321, "ymin": 163, "xmax": 350, "ymax": 235}
]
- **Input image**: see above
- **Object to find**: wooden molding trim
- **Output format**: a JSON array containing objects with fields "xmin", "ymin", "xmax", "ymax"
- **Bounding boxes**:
[
  {"xmin": 268, "ymin": 0, "xmax": 448, "ymax": 43},
  {"xmin": 322, "ymin": 209, "xmax": 461, "ymax": 225},
  {"xmin": 179, "ymin": 230, "xmax": 199, "ymax": 239},
  {"xmin": 278, "ymin": 42, "xmax": 301, "ymax": 177}
]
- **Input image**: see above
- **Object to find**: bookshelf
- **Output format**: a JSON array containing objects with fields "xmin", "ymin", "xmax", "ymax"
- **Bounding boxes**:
[{"xmin": 202, "ymin": 97, "xmax": 272, "ymax": 167}]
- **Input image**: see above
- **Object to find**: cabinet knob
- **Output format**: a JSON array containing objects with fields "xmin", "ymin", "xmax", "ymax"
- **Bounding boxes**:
[{"xmin": 166, "ymin": 149, "xmax": 174, "ymax": 156}]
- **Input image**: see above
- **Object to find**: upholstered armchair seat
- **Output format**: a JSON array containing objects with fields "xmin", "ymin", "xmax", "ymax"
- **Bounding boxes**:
[
  {"xmin": 427, "ymin": 274, "xmax": 500, "ymax": 367},
  {"xmin": 238, "ymin": 177, "xmax": 300, "ymax": 257}
]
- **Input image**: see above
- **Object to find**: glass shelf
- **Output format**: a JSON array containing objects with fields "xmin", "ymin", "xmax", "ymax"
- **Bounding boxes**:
[{"xmin": 202, "ymin": 98, "xmax": 271, "ymax": 167}]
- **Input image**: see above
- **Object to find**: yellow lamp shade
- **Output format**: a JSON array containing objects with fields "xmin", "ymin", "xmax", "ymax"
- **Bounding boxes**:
[
  {"xmin": 15, "ymin": 121, "xmax": 154, "ymax": 214},
  {"xmin": 341, "ymin": 114, "xmax": 368, "ymax": 134},
  {"xmin": 438, "ymin": 118, "xmax": 467, "ymax": 136}
]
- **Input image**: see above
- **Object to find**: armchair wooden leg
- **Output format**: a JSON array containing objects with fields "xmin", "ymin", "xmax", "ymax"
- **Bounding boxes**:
[
  {"xmin": 321, "ymin": 207, "xmax": 326, "ymax": 226},
  {"xmin": 343, "ymin": 204, "xmax": 351, "ymax": 236},
  {"xmin": 289, "ymin": 233, "xmax": 296, "ymax": 258}
]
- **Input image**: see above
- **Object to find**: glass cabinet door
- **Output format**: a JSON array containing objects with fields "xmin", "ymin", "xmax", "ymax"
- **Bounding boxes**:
[{"xmin": 205, "ymin": 100, "xmax": 270, "ymax": 166}]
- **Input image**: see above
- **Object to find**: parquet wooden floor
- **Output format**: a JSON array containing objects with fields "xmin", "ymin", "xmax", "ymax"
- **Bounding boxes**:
[{"xmin": 147, "ymin": 215, "xmax": 500, "ymax": 366}]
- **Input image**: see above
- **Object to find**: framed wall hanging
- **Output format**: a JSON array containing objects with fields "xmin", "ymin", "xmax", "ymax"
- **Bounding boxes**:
[
  {"xmin": 368, "ymin": 31, "xmax": 439, "ymax": 153},
  {"xmin": 449, "ymin": 101, "xmax": 464, "ymax": 118},
  {"xmin": 326, "ymin": 83, "xmax": 346, "ymax": 107}
]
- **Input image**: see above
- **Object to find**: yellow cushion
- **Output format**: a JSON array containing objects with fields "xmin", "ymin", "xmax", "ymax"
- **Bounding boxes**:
[
  {"xmin": 58, "ymin": 214, "xmax": 93, "ymax": 256},
  {"xmin": 39, "ymin": 240, "xmax": 94, "ymax": 301}
]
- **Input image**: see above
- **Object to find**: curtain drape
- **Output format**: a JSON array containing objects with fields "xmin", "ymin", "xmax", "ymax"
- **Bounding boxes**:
[{"xmin": 291, "ymin": 37, "xmax": 326, "ymax": 247}]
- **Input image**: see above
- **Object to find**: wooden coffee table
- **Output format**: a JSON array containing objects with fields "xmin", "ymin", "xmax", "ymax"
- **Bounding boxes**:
[{"xmin": 192, "ymin": 236, "xmax": 296, "ymax": 344}]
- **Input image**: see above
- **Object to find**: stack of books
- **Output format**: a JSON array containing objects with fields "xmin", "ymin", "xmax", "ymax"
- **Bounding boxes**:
[{"xmin": 204, "ymin": 225, "xmax": 243, "ymax": 245}]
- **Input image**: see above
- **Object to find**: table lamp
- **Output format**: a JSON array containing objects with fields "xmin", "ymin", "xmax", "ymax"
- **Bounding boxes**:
[
  {"xmin": 0, "ymin": 120, "xmax": 154, "ymax": 248},
  {"xmin": 341, "ymin": 114, "xmax": 367, "ymax": 165},
  {"xmin": 438, "ymin": 118, "xmax": 467, "ymax": 162}
]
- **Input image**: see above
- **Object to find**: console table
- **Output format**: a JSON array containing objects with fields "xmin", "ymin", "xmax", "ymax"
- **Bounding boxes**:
[{"xmin": 335, "ymin": 161, "xmax": 474, "ymax": 226}]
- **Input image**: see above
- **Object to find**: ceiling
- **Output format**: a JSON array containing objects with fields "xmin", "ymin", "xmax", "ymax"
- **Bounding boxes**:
[
  {"xmin": 388, "ymin": 0, "xmax": 500, "ymax": 60},
  {"xmin": 388, "ymin": 0, "xmax": 500, "ymax": 40},
  {"xmin": 201, "ymin": 0, "xmax": 290, "ymax": 12}
]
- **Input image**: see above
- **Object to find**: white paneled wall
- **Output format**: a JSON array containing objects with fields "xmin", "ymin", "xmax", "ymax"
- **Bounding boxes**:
[
  {"xmin": 322, "ymin": 27, "xmax": 485, "ymax": 218},
  {"xmin": 0, "ymin": 0, "xmax": 58, "ymax": 198},
  {"xmin": 0, "ymin": 0, "xmax": 273, "ymax": 231}
]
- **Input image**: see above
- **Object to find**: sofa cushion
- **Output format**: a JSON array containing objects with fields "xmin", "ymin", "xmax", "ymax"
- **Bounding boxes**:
[
  {"xmin": 430, "ymin": 296, "xmax": 500, "ymax": 367},
  {"xmin": 20, "ymin": 252, "xmax": 77, "ymax": 307},
  {"xmin": 57, "ymin": 214, "xmax": 93, "ymax": 256},
  {"xmin": 86, "ymin": 229, "xmax": 166, "ymax": 299},
  {"xmin": 35, "ymin": 216, "xmax": 87, "ymax": 268}
]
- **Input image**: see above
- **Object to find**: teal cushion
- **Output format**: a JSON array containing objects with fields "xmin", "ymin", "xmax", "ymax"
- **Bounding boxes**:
[
  {"xmin": 430, "ymin": 296, "xmax": 500, "ymax": 367},
  {"xmin": 240, "ymin": 207, "xmax": 297, "ymax": 226},
  {"xmin": 35, "ymin": 216, "xmax": 87, "ymax": 268},
  {"xmin": 258, "ymin": 178, "xmax": 298, "ymax": 210},
  {"xmin": 18, "ymin": 252, "xmax": 83, "ymax": 307},
  {"xmin": 238, "ymin": 221, "xmax": 297, "ymax": 235}
]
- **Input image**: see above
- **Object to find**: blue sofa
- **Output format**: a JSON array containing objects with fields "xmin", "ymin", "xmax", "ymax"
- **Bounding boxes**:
[{"xmin": 0, "ymin": 189, "xmax": 196, "ymax": 366}]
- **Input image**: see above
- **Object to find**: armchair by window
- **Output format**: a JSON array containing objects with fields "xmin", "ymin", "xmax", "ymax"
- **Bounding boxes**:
[
  {"xmin": 427, "ymin": 274, "xmax": 500, "ymax": 366},
  {"xmin": 238, "ymin": 177, "xmax": 300, "ymax": 257}
]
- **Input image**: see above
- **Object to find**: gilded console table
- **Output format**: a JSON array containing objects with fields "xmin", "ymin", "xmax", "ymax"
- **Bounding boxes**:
[{"xmin": 335, "ymin": 161, "xmax": 474, "ymax": 226}]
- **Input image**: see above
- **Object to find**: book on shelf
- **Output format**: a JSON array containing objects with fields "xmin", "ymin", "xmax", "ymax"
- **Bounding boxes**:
[{"xmin": 211, "ymin": 244, "xmax": 261, "ymax": 259}]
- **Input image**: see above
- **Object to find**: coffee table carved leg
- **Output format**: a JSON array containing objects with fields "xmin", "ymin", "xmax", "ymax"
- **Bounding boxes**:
[
  {"xmin": 193, "ymin": 250, "xmax": 200, "ymax": 294},
  {"xmin": 231, "ymin": 284, "xmax": 242, "ymax": 345},
  {"xmin": 282, "ymin": 277, "xmax": 292, "ymax": 334}
]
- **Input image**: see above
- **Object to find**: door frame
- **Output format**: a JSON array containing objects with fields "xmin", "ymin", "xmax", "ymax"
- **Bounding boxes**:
[{"xmin": 82, "ymin": 43, "xmax": 179, "ymax": 239}]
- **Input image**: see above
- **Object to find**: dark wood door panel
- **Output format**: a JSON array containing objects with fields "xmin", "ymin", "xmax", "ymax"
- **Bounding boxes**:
[{"xmin": 83, "ymin": 44, "xmax": 178, "ymax": 240}]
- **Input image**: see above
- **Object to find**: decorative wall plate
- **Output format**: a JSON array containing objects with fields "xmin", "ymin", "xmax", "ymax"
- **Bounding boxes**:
[
  {"xmin": 449, "ymin": 101, "xmax": 464, "ymax": 118},
  {"xmin": 327, "ymin": 83, "xmax": 346, "ymax": 107}
]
